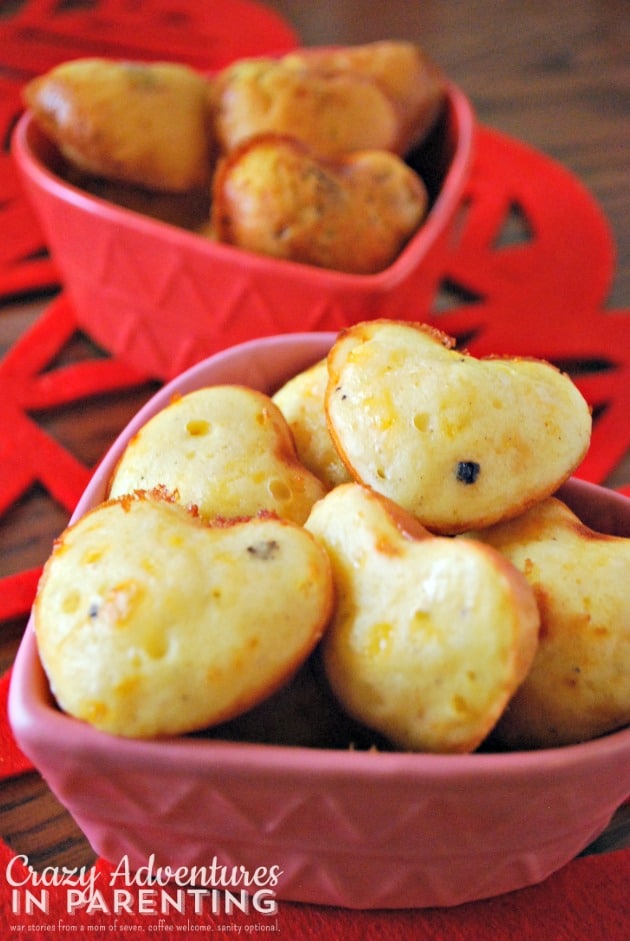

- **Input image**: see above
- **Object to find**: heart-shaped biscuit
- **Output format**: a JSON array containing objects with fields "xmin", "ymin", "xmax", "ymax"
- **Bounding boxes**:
[
  {"xmin": 305, "ymin": 483, "xmax": 539, "ymax": 753},
  {"xmin": 326, "ymin": 320, "xmax": 592, "ymax": 533},
  {"xmin": 466, "ymin": 497, "xmax": 630, "ymax": 748},
  {"xmin": 283, "ymin": 40, "xmax": 446, "ymax": 155},
  {"xmin": 24, "ymin": 58, "xmax": 214, "ymax": 192},
  {"xmin": 108, "ymin": 385, "xmax": 326, "ymax": 525},
  {"xmin": 214, "ymin": 55, "xmax": 400, "ymax": 156},
  {"xmin": 273, "ymin": 358, "xmax": 352, "ymax": 489},
  {"xmin": 212, "ymin": 135, "xmax": 427, "ymax": 274},
  {"xmin": 34, "ymin": 493, "xmax": 333, "ymax": 738}
]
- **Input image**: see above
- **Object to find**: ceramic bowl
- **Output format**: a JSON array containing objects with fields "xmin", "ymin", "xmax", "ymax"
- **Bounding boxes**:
[
  {"xmin": 12, "ymin": 82, "xmax": 475, "ymax": 380},
  {"xmin": 9, "ymin": 332, "xmax": 630, "ymax": 910}
]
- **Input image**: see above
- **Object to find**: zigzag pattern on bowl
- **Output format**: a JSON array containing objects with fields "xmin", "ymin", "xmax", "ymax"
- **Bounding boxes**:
[
  {"xmin": 39, "ymin": 746, "xmax": 619, "ymax": 909},
  {"xmin": 70, "ymin": 802, "xmax": 612, "ymax": 909}
]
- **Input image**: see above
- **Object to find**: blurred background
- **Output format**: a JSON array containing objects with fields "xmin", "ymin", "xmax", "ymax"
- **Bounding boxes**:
[{"xmin": 264, "ymin": 0, "xmax": 629, "ymax": 308}]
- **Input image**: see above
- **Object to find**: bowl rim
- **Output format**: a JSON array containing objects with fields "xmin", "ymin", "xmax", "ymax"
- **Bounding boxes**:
[
  {"xmin": 12, "ymin": 80, "xmax": 475, "ymax": 287},
  {"xmin": 8, "ymin": 330, "xmax": 630, "ymax": 786},
  {"xmin": 10, "ymin": 622, "xmax": 630, "ymax": 781}
]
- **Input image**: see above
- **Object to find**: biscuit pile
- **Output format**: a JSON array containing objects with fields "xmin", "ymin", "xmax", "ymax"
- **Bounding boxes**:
[
  {"xmin": 34, "ymin": 320, "xmax": 630, "ymax": 751},
  {"xmin": 23, "ymin": 41, "xmax": 445, "ymax": 274}
]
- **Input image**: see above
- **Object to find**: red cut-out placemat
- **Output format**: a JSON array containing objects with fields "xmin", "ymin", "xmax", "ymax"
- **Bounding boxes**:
[
  {"xmin": 0, "ymin": 0, "xmax": 297, "ymax": 298},
  {"xmin": 0, "ymin": 672, "xmax": 32, "ymax": 778},
  {"xmin": 429, "ymin": 127, "xmax": 630, "ymax": 487},
  {"xmin": 0, "ymin": 294, "xmax": 152, "ymax": 622}
]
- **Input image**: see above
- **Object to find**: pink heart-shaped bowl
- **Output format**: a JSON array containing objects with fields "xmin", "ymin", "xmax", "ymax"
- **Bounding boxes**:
[{"xmin": 9, "ymin": 332, "xmax": 630, "ymax": 909}]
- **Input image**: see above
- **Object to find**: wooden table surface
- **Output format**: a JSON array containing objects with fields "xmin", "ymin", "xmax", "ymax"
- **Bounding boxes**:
[{"xmin": 1, "ymin": 0, "xmax": 629, "ymax": 875}]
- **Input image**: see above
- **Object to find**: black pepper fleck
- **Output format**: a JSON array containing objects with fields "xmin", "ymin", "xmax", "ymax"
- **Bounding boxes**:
[
  {"xmin": 456, "ymin": 461, "xmax": 481, "ymax": 485},
  {"xmin": 246, "ymin": 540, "xmax": 280, "ymax": 560}
]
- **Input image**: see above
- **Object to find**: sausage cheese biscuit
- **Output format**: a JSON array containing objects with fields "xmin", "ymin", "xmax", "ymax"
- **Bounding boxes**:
[
  {"xmin": 306, "ymin": 483, "xmax": 540, "ymax": 753},
  {"xmin": 325, "ymin": 320, "xmax": 592, "ymax": 533},
  {"xmin": 466, "ymin": 497, "xmax": 630, "ymax": 747},
  {"xmin": 108, "ymin": 385, "xmax": 326, "ymax": 525},
  {"xmin": 34, "ymin": 492, "xmax": 333, "ymax": 738}
]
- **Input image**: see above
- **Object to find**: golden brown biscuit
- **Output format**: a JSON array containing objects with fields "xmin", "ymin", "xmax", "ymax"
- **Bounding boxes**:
[
  {"xmin": 466, "ymin": 497, "xmax": 630, "ymax": 748},
  {"xmin": 213, "ymin": 55, "xmax": 400, "ymax": 157},
  {"xmin": 305, "ymin": 483, "xmax": 540, "ymax": 753},
  {"xmin": 326, "ymin": 320, "xmax": 592, "ymax": 533},
  {"xmin": 212, "ymin": 135, "xmax": 427, "ymax": 274},
  {"xmin": 107, "ymin": 385, "xmax": 326, "ymax": 525},
  {"xmin": 24, "ymin": 58, "xmax": 214, "ymax": 192},
  {"xmin": 284, "ymin": 40, "xmax": 446, "ymax": 154},
  {"xmin": 34, "ymin": 493, "xmax": 333, "ymax": 738},
  {"xmin": 272, "ymin": 358, "xmax": 351, "ymax": 489}
]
